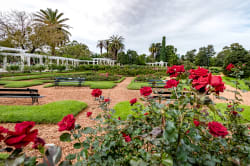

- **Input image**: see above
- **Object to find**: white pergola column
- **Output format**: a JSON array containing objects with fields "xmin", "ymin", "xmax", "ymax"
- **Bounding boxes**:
[
  {"xmin": 57, "ymin": 59, "xmax": 60, "ymax": 65},
  {"xmin": 21, "ymin": 56, "xmax": 25, "ymax": 70},
  {"xmin": 40, "ymin": 57, "xmax": 43, "ymax": 65},
  {"xmin": 3, "ymin": 56, "xmax": 7, "ymax": 70},
  {"xmin": 27, "ymin": 56, "xmax": 31, "ymax": 66}
]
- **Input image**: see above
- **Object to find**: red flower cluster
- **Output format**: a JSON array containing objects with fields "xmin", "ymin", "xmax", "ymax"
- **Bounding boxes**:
[
  {"xmin": 104, "ymin": 98, "xmax": 110, "ymax": 103},
  {"xmin": 226, "ymin": 63, "xmax": 234, "ymax": 71},
  {"xmin": 193, "ymin": 120, "xmax": 200, "ymax": 127},
  {"xmin": 140, "ymin": 87, "xmax": 152, "ymax": 96},
  {"xmin": 91, "ymin": 89, "xmax": 102, "ymax": 97},
  {"xmin": 231, "ymin": 111, "xmax": 238, "ymax": 116},
  {"xmin": 5, "ymin": 121, "xmax": 38, "ymax": 149},
  {"xmin": 190, "ymin": 67, "xmax": 225, "ymax": 94},
  {"xmin": 167, "ymin": 65, "xmax": 185, "ymax": 77},
  {"xmin": 87, "ymin": 112, "xmax": 92, "ymax": 117},
  {"xmin": 144, "ymin": 112, "xmax": 149, "ymax": 115},
  {"xmin": 122, "ymin": 133, "xmax": 131, "ymax": 142},
  {"xmin": 32, "ymin": 137, "xmax": 45, "ymax": 149},
  {"xmin": 58, "ymin": 114, "xmax": 76, "ymax": 131},
  {"xmin": 208, "ymin": 121, "xmax": 228, "ymax": 138},
  {"xmin": 164, "ymin": 79, "xmax": 179, "ymax": 89},
  {"xmin": 130, "ymin": 98, "xmax": 137, "ymax": 105}
]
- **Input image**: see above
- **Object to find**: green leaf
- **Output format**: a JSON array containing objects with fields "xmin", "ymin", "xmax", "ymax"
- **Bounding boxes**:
[
  {"xmin": 59, "ymin": 160, "xmax": 72, "ymax": 166},
  {"xmin": 82, "ymin": 127, "xmax": 94, "ymax": 134},
  {"xmin": 162, "ymin": 154, "xmax": 173, "ymax": 166},
  {"xmin": 24, "ymin": 157, "xmax": 37, "ymax": 166},
  {"xmin": 5, "ymin": 153, "xmax": 25, "ymax": 166},
  {"xmin": 75, "ymin": 124, "xmax": 81, "ymax": 129},
  {"xmin": 60, "ymin": 133, "xmax": 71, "ymax": 142},
  {"xmin": 66, "ymin": 154, "xmax": 76, "ymax": 160},
  {"xmin": 74, "ymin": 143, "xmax": 81, "ymax": 149}
]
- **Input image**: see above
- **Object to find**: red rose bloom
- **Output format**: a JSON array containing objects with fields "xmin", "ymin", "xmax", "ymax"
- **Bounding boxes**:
[
  {"xmin": 164, "ymin": 79, "xmax": 179, "ymax": 88},
  {"xmin": 104, "ymin": 98, "xmax": 110, "ymax": 103},
  {"xmin": 5, "ymin": 121, "xmax": 38, "ymax": 149},
  {"xmin": 130, "ymin": 98, "xmax": 137, "ymax": 105},
  {"xmin": 231, "ymin": 111, "xmax": 238, "ymax": 116},
  {"xmin": 193, "ymin": 120, "xmax": 200, "ymax": 127},
  {"xmin": 118, "ymin": 117, "xmax": 121, "ymax": 120},
  {"xmin": 58, "ymin": 114, "xmax": 76, "ymax": 131},
  {"xmin": 144, "ymin": 112, "xmax": 149, "ymax": 115},
  {"xmin": 140, "ymin": 87, "xmax": 152, "ymax": 96},
  {"xmin": 189, "ymin": 67, "xmax": 208, "ymax": 79},
  {"xmin": 87, "ymin": 112, "xmax": 92, "ymax": 117},
  {"xmin": 186, "ymin": 130, "xmax": 190, "ymax": 134},
  {"xmin": 167, "ymin": 65, "xmax": 185, "ymax": 77},
  {"xmin": 0, "ymin": 126, "xmax": 8, "ymax": 142},
  {"xmin": 227, "ymin": 105, "xmax": 232, "ymax": 108},
  {"xmin": 208, "ymin": 121, "xmax": 229, "ymax": 138},
  {"xmin": 226, "ymin": 63, "xmax": 234, "ymax": 71},
  {"xmin": 192, "ymin": 76, "xmax": 209, "ymax": 91},
  {"xmin": 32, "ymin": 137, "xmax": 45, "ymax": 149},
  {"xmin": 122, "ymin": 133, "xmax": 131, "ymax": 142},
  {"xmin": 91, "ymin": 89, "xmax": 102, "ymax": 97},
  {"xmin": 209, "ymin": 75, "xmax": 225, "ymax": 94}
]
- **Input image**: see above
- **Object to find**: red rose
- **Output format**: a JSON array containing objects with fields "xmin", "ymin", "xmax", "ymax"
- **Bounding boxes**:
[
  {"xmin": 192, "ymin": 76, "xmax": 209, "ymax": 91},
  {"xmin": 0, "ymin": 126, "xmax": 8, "ymax": 142},
  {"xmin": 87, "ymin": 112, "xmax": 92, "ymax": 117},
  {"xmin": 208, "ymin": 121, "xmax": 229, "ymax": 138},
  {"xmin": 118, "ymin": 117, "xmax": 121, "ymax": 120},
  {"xmin": 186, "ymin": 130, "xmax": 190, "ymax": 134},
  {"xmin": 189, "ymin": 67, "xmax": 208, "ymax": 79},
  {"xmin": 227, "ymin": 105, "xmax": 232, "ymax": 108},
  {"xmin": 91, "ymin": 89, "xmax": 102, "ymax": 97},
  {"xmin": 32, "ymin": 137, "xmax": 45, "ymax": 149},
  {"xmin": 104, "ymin": 98, "xmax": 110, "ymax": 103},
  {"xmin": 140, "ymin": 87, "xmax": 152, "ymax": 96},
  {"xmin": 231, "ymin": 111, "xmax": 238, "ymax": 116},
  {"xmin": 144, "ymin": 112, "xmax": 149, "ymax": 115},
  {"xmin": 209, "ymin": 75, "xmax": 225, "ymax": 94},
  {"xmin": 193, "ymin": 120, "xmax": 200, "ymax": 127},
  {"xmin": 122, "ymin": 133, "xmax": 131, "ymax": 142},
  {"xmin": 5, "ymin": 121, "xmax": 38, "ymax": 149},
  {"xmin": 130, "ymin": 98, "xmax": 137, "ymax": 105},
  {"xmin": 164, "ymin": 79, "xmax": 179, "ymax": 88},
  {"xmin": 226, "ymin": 63, "xmax": 234, "ymax": 71},
  {"xmin": 58, "ymin": 114, "xmax": 75, "ymax": 131},
  {"xmin": 167, "ymin": 65, "xmax": 185, "ymax": 77}
]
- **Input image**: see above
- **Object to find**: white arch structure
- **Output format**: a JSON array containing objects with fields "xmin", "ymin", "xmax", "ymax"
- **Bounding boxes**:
[
  {"xmin": 146, "ymin": 61, "xmax": 167, "ymax": 67},
  {"xmin": 0, "ymin": 47, "xmax": 116, "ymax": 71}
]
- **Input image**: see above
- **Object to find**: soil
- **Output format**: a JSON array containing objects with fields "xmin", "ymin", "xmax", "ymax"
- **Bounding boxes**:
[{"xmin": 0, "ymin": 77, "xmax": 249, "ymax": 160}]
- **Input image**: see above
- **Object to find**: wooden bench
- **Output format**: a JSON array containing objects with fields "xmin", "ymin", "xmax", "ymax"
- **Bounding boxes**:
[
  {"xmin": 0, "ymin": 88, "xmax": 44, "ymax": 104},
  {"xmin": 148, "ymin": 79, "xmax": 166, "ymax": 88},
  {"xmin": 54, "ymin": 77, "xmax": 85, "ymax": 87}
]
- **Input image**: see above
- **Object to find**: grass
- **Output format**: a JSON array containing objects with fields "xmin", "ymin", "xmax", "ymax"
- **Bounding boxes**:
[
  {"xmin": 0, "ymin": 100, "xmax": 87, "ymax": 123},
  {"xmin": 127, "ymin": 79, "xmax": 149, "ymax": 90},
  {"xmin": 0, "ymin": 72, "xmax": 85, "ymax": 81},
  {"xmin": 222, "ymin": 76, "xmax": 250, "ymax": 91},
  {"xmin": 44, "ymin": 81, "xmax": 117, "ymax": 89},
  {"xmin": 0, "ymin": 80, "xmax": 45, "ymax": 88},
  {"xmin": 113, "ymin": 101, "xmax": 143, "ymax": 120},
  {"xmin": 114, "ymin": 77, "xmax": 126, "ymax": 83},
  {"xmin": 215, "ymin": 103, "xmax": 250, "ymax": 122}
]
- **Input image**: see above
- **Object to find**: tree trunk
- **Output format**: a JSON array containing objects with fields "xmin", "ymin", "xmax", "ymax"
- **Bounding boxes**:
[
  {"xmin": 51, "ymin": 45, "xmax": 56, "ymax": 56},
  {"xmin": 30, "ymin": 46, "xmax": 36, "ymax": 53}
]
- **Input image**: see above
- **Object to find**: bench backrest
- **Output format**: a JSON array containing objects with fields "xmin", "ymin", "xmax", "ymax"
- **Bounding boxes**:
[
  {"xmin": 55, "ymin": 77, "xmax": 85, "ymax": 81},
  {"xmin": 0, "ymin": 88, "xmax": 38, "ymax": 93}
]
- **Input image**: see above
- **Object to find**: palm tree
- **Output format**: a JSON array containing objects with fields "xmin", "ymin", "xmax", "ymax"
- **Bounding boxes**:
[
  {"xmin": 34, "ymin": 8, "xmax": 70, "ymax": 56},
  {"xmin": 109, "ymin": 35, "xmax": 124, "ymax": 60},
  {"xmin": 149, "ymin": 43, "xmax": 157, "ymax": 59},
  {"xmin": 104, "ymin": 39, "xmax": 110, "ymax": 57},
  {"xmin": 97, "ymin": 40, "xmax": 104, "ymax": 56}
]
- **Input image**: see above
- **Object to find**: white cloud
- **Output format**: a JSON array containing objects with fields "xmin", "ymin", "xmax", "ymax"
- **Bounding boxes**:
[{"xmin": 1, "ymin": 0, "xmax": 250, "ymax": 55}]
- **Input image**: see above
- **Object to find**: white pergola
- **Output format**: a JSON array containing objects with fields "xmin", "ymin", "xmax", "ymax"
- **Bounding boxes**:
[
  {"xmin": 146, "ymin": 61, "xmax": 167, "ymax": 67},
  {"xmin": 0, "ymin": 47, "xmax": 116, "ymax": 71}
]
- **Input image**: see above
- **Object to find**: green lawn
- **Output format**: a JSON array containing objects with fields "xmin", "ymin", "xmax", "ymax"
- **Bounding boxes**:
[
  {"xmin": 0, "ymin": 100, "xmax": 87, "ymax": 123},
  {"xmin": 0, "ymin": 80, "xmax": 45, "ymax": 88},
  {"xmin": 0, "ymin": 72, "xmax": 85, "ymax": 81},
  {"xmin": 114, "ymin": 77, "xmax": 126, "ymax": 83},
  {"xmin": 44, "ymin": 81, "xmax": 117, "ymax": 89},
  {"xmin": 127, "ymin": 79, "xmax": 149, "ymax": 90},
  {"xmin": 113, "ymin": 101, "xmax": 143, "ymax": 120},
  {"xmin": 215, "ymin": 103, "xmax": 250, "ymax": 122},
  {"xmin": 222, "ymin": 76, "xmax": 250, "ymax": 91}
]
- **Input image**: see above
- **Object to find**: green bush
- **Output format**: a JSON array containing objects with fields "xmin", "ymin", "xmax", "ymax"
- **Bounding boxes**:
[{"xmin": 6, "ymin": 65, "xmax": 20, "ymax": 72}]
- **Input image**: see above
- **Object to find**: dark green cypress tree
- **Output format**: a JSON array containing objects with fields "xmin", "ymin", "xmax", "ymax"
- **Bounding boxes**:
[{"xmin": 160, "ymin": 36, "xmax": 166, "ymax": 61}]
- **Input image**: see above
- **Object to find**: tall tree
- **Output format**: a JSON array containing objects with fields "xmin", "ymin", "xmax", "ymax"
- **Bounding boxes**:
[
  {"xmin": 149, "ymin": 43, "xmax": 157, "ymax": 60},
  {"xmin": 34, "ymin": 8, "xmax": 70, "ymax": 56},
  {"xmin": 195, "ymin": 45, "xmax": 215, "ymax": 68},
  {"xmin": 109, "ymin": 35, "xmax": 124, "ymax": 60},
  {"xmin": 155, "ymin": 43, "xmax": 162, "ymax": 61},
  {"xmin": 97, "ymin": 40, "xmax": 104, "ymax": 56},
  {"xmin": 166, "ymin": 45, "xmax": 178, "ymax": 65},
  {"xmin": 104, "ymin": 39, "xmax": 110, "ymax": 57},
  {"xmin": 160, "ymin": 36, "xmax": 167, "ymax": 61},
  {"xmin": 185, "ymin": 49, "xmax": 196, "ymax": 62}
]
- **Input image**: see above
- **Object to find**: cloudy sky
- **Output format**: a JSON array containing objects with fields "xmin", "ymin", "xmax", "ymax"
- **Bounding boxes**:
[{"xmin": 1, "ymin": 0, "xmax": 250, "ymax": 55}]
